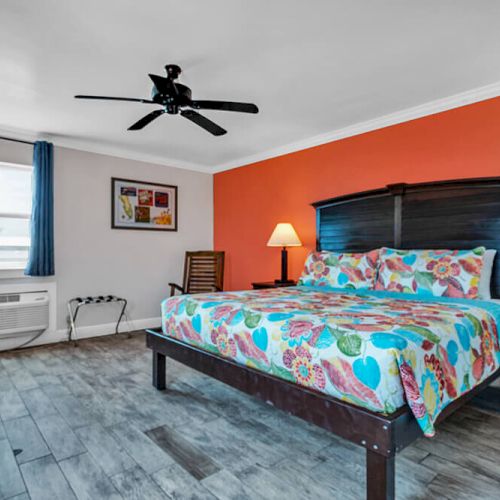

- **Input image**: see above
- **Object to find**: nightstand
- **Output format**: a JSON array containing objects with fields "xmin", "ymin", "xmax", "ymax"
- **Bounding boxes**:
[{"xmin": 252, "ymin": 281, "xmax": 297, "ymax": 290}]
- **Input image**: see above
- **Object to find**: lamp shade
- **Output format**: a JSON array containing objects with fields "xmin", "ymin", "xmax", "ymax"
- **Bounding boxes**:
[{"xmin": 267, "ymin": 223, "xmax": 302, "ymax": 247}]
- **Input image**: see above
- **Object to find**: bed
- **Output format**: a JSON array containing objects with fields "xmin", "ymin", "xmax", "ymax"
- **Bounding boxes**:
[{"xmin": 147, "ymin": 177, "xmax": 500, "ymax": 500}]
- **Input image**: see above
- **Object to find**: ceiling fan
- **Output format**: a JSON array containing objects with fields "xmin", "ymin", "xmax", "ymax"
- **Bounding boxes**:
[{"xmin": 75, "ymin": 64, "xmax": 258, "ymax": 136}]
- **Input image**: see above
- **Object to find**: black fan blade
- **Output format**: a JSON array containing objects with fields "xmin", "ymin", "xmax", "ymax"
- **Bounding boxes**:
[
  {"xmin": 148, "ymin": 74, "xmax": 178, "ymax": 96},
  {"xmin": 181, "ymin": 110, "xmax": 226, "ymax": 136},
  {"xmin": 75, "ymin": 95, "xmax": 154, "ymax": 104},
  {"xmin": 191, "ymin": 100, "xmax": 258, "ymax": 114},
  {"xmin": 128, "ymin": 109, "xmax": 165, "ymax": 130}
]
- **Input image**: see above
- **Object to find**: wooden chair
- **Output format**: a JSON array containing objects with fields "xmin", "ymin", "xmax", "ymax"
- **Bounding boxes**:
[{"xmin": 169, "ymin": 251, "xmax": 225, "ymax": 296}]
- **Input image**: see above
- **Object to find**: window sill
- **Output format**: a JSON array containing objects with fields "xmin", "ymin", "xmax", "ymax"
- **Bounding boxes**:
[
  {"xmin": 0, "ymin": 268, "xmax": 28, "ymax": 279},
  {"xmin": 0, "ymin": 269, "xmax": 56, "ymax": 281}
]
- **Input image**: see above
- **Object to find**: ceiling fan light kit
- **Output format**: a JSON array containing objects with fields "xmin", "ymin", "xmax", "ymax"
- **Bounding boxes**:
[{"xmin": 75, "ymin": 64, "xmax": 259, "ymax": 136}]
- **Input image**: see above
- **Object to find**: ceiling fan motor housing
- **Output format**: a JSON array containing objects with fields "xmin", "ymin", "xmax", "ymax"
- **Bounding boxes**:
[{"xmin": 151, "ymin": 83, "xmax": 192, "ymax": 113}]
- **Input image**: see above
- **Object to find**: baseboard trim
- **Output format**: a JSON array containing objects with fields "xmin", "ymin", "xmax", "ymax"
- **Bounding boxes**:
[
  {"xmin": 5, "ymin": 316, "xmax": 163, "ymax": 350},
  {"xmin": 56, "ymin": 316, "xmax": 161, "ymax": 341}
]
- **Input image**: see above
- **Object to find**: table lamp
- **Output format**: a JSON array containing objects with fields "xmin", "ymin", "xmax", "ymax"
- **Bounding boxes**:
[{"xmin": 267, "ymin": 223, "xmax": 302, "ymax": 284}]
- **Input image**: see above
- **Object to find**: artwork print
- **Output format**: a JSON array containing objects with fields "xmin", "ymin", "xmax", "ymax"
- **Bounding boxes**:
[{"xmin": 112, "ymin": 178, "xmax": 177, "ymax": 231}]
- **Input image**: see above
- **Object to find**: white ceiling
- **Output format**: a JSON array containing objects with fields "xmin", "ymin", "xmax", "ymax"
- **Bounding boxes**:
[{"xmin": 1, "ymin": 0, "xmax": 500, "ymax": 172}]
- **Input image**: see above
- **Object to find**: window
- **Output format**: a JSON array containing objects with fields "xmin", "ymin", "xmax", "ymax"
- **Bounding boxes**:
[{"xmin": 0, "ymin": 162, "xmax": 32, "ymax": 270}]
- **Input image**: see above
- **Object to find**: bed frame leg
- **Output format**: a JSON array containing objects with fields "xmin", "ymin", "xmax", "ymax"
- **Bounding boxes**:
[
  {"xmin": 152, "ymin": 351, "xmax": 166, "ymax": 390},
  {"xmin": 366, "ymin": 449, "xmax": 395, "ymax": 500}
]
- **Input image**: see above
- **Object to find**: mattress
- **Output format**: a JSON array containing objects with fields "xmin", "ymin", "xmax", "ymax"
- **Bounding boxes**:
[{"xmin": 160, "ymin": 286, "xmax": 500, "ymax": 436}]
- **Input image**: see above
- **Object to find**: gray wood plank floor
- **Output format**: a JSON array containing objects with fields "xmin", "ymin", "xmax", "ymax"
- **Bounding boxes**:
[{"xmin": 0, "ymin": 332, "xmax": 499, "ymax": 500}]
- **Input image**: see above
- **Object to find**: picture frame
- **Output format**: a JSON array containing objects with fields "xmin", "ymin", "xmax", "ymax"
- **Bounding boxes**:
[{"xmin": 111, "ymin": 177, "xmax": 178, "ymax": 231}]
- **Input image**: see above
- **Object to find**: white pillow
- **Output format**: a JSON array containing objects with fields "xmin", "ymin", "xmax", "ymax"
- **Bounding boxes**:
[{"xmin": 479, "ymin": 249, "xmax": 497, "ymax": 300}]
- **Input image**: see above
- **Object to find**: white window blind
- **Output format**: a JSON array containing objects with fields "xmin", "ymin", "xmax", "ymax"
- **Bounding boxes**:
[{"xmin": 0, "ymin": 162, "xmax": 32, "ymax": 270}]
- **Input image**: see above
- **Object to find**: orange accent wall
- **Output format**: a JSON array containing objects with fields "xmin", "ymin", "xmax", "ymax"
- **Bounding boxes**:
[{"xmin": 214, "ymin": 97, "xmax": 500, "ymax": 290}]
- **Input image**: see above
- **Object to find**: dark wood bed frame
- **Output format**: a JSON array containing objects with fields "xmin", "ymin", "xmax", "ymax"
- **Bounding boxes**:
[{"xmin": 147, "ymin": 177, "xmax": 500, "ymax": 500}]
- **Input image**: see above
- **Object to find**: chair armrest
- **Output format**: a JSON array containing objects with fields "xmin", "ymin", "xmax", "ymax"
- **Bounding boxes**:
[{"xmin": 169, "ymin": 283, "xmax": 185, "ymax": 296}]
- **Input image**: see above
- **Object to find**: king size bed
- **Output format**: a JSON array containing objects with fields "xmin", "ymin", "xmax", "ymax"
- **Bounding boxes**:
[{"xmin": 147, "ymin": 177, "xmax": 500, "ymax": 500}]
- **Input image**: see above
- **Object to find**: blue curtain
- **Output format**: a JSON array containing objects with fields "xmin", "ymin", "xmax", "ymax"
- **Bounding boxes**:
[{"xmin": 25, "ymin": 141, "xmax": 54, "ymax": 276}]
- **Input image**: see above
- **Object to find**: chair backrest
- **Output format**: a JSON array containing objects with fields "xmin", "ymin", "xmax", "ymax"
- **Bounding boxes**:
[{"xmin": 183, "ymin": 251, "xmax": 225, "ymax": 294}]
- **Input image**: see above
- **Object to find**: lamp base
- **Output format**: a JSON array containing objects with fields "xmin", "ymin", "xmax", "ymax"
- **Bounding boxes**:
[{"xmin": 274, "ymin": 279, "xmax": 295, "ymax": 285}]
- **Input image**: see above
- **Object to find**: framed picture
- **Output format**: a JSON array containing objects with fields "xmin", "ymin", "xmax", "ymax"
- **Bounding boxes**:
[{"xmin": 111, "ymin": 177, "xmax": 178, "ymax": 231}]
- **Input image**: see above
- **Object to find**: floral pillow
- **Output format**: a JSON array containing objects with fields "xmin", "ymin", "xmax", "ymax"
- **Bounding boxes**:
[
  {"xmin": 374, "ymin": 247, "xmax": 486, "ymax": 299},
  {"xmin": 298, "ymin": 250, "xmax": 379, "ymax": 289}
]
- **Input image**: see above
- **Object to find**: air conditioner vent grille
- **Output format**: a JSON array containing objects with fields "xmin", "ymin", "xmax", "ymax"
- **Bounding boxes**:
[
  {"xmin": 0, "ymin": 294, "xmax": 21, "ymax": 303},
  {"xmin": 0, "ymin": 291, "xmax": 49, "ymax": 337}
]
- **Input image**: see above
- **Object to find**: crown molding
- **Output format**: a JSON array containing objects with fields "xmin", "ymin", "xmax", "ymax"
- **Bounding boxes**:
[
  {"xmin": 0, "ymin": 126, "xmax": 211, "ymax": 173},
  {"xmin": 2, "ymin": 80, "xmax": 500, "ymax": 175},
  {"xmin": 213, "ymin": 80, "xmax": 500, "ymax": 173},
  {"xmin": 0, "ymin": 126, "xmax": 38, "ymax": 144},
  {"xmin": 53, "ymin": 136, "xmax": 212, "ymax": 173}
]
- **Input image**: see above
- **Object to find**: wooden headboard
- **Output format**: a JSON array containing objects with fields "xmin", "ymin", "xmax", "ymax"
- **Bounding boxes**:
[{"xmin": 312, "ymin": 177, "xmax": 500, "ymax": 298}]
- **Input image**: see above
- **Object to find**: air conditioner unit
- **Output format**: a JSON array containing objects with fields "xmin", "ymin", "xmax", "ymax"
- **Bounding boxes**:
[{"xmin": 0, "ymin": 291, "xmax": 49, "ymax": 338}]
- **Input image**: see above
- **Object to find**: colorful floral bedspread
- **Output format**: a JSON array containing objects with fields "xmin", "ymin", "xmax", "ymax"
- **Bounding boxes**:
[{"xmin": 160, "ymin": 287, "xmax": 500, "ymax": 436}]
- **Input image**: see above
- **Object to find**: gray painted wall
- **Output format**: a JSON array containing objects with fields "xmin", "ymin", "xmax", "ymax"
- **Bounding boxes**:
[{"xmin": 0, "ymin": 140, "xmax": 213, "ymax": 339}]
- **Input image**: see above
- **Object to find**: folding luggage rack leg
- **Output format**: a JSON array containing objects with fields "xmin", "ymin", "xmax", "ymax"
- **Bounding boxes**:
[{"xmin": 67, "ymin": 295, "xmax": 128, "ymax": 343}]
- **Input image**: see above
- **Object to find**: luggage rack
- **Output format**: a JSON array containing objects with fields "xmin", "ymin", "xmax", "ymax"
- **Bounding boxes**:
[{"xmin": 67, "ymin": 295, "xmax": 128, "ymax": 343}]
